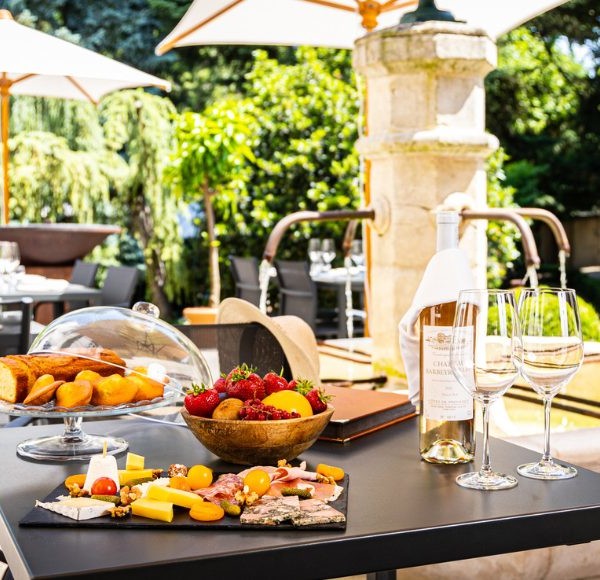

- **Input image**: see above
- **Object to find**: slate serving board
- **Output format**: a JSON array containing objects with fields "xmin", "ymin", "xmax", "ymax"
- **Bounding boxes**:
[{"xmin": 19, "ymin": 475, "xmax": 349, "ymax": 531}]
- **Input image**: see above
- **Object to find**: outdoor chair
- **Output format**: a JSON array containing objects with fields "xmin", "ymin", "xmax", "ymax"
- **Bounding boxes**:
[
  {"xmin": 0, "ymin": 297, "xmax": 36, "ymax": 355},
  {"xmin": 99, "ymin": 266, "xmax": 139, "ymax": 308},
  {"xmin": 229, "ymin": 255, "xmax": 261, "ymax": 307},
  {"xmin": 274, "ymin": 259, "xmax": 338, "ymax": 339},
  {"xmin": 65, "ymin": 260, "xmax": 99, "ymax": 311}
]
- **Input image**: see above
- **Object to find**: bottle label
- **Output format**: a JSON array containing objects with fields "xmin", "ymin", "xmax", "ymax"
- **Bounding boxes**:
[{"xmin": 422, "ymin": 324, "xmax": 473, "ymax": 421}]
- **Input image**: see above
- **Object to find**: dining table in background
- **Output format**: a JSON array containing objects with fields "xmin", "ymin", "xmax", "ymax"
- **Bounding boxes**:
[
  {"xmin": 3, "ymin": 417, "xmax": 600, "ymax": 579},
  {"xmin": 0, "ymin": 275, "xmax": 102, "ymax": 321},
  {"xmin": 312, "ymin": 267, "xmax": 365, "ymax": 338}
]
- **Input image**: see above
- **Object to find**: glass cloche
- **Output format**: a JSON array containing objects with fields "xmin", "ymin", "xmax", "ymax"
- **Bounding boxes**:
[{"xmin": 7, "ymin": 304, "xmax": 213, "ymax": 461}]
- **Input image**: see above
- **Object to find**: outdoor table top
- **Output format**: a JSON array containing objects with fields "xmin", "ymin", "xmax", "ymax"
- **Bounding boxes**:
[
  {"xmin": 312, "ymin": 266, "xmax": 365, "ymax": 286},
  {"xmin": 2, "ymin": 417, "xmax": 600, "ymax": 579},
  {"xmin": 0, "ymin": 282, "xmax": 101, "ymax": 303}
]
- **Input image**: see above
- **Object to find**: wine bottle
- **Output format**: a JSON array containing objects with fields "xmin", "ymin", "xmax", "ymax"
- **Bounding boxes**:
[{"xmin": 419, "ymin": 212, "xmax": 475, "ymax": 464}]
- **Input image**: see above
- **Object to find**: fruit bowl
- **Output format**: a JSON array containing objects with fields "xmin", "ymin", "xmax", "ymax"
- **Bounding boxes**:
[{"xmin": 180, "ymin": 406, "xmax": 334, "ymax": 465}]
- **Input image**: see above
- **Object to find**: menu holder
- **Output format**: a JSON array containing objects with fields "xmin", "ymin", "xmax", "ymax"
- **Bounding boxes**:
[{"xmin": 319, "ymin": 385, "xmax": 416, "ymax": 443}]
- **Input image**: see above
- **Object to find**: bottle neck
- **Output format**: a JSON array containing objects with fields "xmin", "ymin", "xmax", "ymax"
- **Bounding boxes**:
[{"xmin": 436, "ymin": 221, "xmax": 459, "ymax": 252}]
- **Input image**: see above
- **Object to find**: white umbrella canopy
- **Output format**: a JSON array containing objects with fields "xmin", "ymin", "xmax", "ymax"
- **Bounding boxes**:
[
  {"xmin": 0, "ymin": 9, "xmax": 171, "ymax": 224},
  {"xmin": 155, "ymin": 0, "xmax": 572, "ymax": 54}
]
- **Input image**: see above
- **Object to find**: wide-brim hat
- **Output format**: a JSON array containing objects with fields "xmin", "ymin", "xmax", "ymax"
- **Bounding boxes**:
[{"xmin": 217, "ymin": 298, "xmax": 320, "ymax": 386}]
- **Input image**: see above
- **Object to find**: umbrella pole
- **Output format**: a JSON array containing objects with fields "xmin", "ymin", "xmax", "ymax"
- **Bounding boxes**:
[{"xmin": 1, "ymin": 77, "xmax": 9, "ymax": 225}]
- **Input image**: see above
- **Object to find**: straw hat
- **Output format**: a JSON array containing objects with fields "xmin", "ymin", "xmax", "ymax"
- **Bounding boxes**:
[{"xmin": 217, "ymin": 298, "xmax": 320, "ymax": 385}]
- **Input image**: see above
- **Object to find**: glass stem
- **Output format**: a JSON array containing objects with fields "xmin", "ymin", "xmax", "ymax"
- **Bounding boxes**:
[
  {"xmin": 479, "ymin": 402, "xmax": 492, "ymax": 477},
  {"xmin": 62, "ymin": 416, "xmax": 85, "ymax": 443},
  {"xmin": 542, "ymin": 396, "xmax": 552, "ymax": 463}
]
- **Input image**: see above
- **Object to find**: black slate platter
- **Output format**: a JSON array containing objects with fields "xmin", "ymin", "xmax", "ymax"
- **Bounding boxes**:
[{"xmin": 19, "ymin": 474, "xmax": 349, "ymax": 531}]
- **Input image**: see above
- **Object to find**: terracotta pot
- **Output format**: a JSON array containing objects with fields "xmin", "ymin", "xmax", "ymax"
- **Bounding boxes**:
[{"xmin": 183, "ymin": 306, "xmax": 219, "ymax": 325}]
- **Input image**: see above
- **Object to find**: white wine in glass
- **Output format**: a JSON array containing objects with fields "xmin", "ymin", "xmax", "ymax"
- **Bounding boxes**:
[
  {"xmin": 450, "ymin": 289, "xmax": 522, "ymax": 490},
  {"xmin": 517, "ymin": 288, "xmax": 584, "ymax": 480}
]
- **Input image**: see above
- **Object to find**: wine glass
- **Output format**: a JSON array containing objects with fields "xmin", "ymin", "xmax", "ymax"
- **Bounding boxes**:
[
  {"xmin": 450, "ymin": 289, "xmax": 522, "ymax": 490},
  {"xmin": 517, "ymin": 288, "xmax": 584, "ymax": 480},
  {"xmin": 308, "ymin": 238, "xmax": 323, "ymax": 275},
  {"xmin": 349, "ymin": 239, "xmax": 364, "ymax": 269},
  {"xmin": 321, "ymin": 238, "xmax": 336, "ymax": 271},
  {"xmin": 0, "ymin": 242, "xmax": 20, "ymax": 290}
]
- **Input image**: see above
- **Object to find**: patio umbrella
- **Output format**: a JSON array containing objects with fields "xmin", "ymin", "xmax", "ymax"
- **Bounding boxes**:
[
  {"xmin": 0, "ymin": 9, "xmax": 171, "ymax": 225},
  {"xmin": 155, "ymin": 0, "xmax": 572, "ymax": 54}
]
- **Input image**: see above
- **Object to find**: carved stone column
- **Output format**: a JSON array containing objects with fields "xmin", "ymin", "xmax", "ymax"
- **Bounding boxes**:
[{"xmin": 353, "ymin": 21, "xmax": 497, "ymax": 381}]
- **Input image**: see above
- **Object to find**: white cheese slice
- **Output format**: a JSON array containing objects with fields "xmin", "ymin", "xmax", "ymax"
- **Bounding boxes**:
[{"xmin": 35, "ymin": 497, "xmax": 111, "ymax": 521}]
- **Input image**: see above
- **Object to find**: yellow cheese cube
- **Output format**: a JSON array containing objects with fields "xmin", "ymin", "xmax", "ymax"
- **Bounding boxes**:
[
  {"xmin": 125, "ymin": 452, "xmax": 145, "ymax": 471},
  {"xmin": 147, "ymin": 484, "xmax": 204, "ymax": 509},
  {"xmin": 118, "ymin": 469, "xmax": 155, "ymax": 485},
  {"xmin": 131, "ymin": 498, "xmax": 174, "ymax": 522}
]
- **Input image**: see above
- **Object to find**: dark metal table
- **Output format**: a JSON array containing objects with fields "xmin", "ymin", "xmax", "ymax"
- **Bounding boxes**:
[{"xmin": 2, "ymin": 417, "xmax": 600, "ymax": 579}]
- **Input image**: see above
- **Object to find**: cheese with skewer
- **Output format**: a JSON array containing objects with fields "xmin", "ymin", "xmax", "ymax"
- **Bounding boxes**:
[{"xmin": 83, "ymin": 449, "xmax": 120, "ymax": 493}]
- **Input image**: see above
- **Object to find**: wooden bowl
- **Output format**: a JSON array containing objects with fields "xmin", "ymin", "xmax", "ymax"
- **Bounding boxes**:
[{"xmin": 180, "ymin": 406, "xmax": 334, "ymax": 465}]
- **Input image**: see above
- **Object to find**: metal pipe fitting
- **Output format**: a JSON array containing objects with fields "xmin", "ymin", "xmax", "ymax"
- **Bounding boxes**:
[{"xmin": 514, "ymin": 208, "xmax": 571, "ymax": 256}]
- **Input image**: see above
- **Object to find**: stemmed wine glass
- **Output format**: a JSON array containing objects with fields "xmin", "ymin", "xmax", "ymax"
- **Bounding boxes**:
[
  {"xmin": 517, "ymin": 288, "xmax": 584, "ymax": 480},
  {"xmin": 450, "ymin": 289, "xmax": 522, "ymax": 491},
  {"xmin": 321, "ymin": 238, "xmax": 336, "ymax": 271},
  {"xmin": 308, "ymin": 238, "xmax": 323, "ymax": 275},
  {"xmin": 349, "ymin": 239, "xmax": 364, "ymax": 269},
  {"xmin": 0, "ymin": 242, "xmax": 20, "ymax": 290}
]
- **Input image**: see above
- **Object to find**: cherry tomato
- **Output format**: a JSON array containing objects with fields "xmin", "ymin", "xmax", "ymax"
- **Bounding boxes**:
[{"xmin": 90, "ymin": 477, "xmax": 118, "ymax": 495}]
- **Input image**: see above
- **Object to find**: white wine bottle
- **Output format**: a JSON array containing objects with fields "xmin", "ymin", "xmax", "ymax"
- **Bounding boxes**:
[{"xmin": 419, "ymin": 212, "xmax": 475, "ymax": 464}]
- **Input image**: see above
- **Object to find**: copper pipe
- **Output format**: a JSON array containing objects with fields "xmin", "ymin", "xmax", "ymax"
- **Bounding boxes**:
[
  {"xmin": 342, "ymin": 219, "xmax": 360, "ymax": 257},
  {"xmin": 514, "ymin": 208, "xmax": 570, "ymax": 256},
  {"xmin": 461, "ymin": 209, "xmax": 541, "ymax": 268},
  {"xmin": 262, "ymin": 208, "xmax": 375, "ymax": 263}
]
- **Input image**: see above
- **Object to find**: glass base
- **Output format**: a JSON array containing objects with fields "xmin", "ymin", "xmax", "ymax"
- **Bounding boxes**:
[
  {"xmin": 17, "ymin": 433, "xmax": 128, "ymax": 462},
  {"xmin": 517, "ymin": 460, "xmax": 577, "ymax": 480},
  {"xmin": 456, "ymin": 470, "xmax": 518, "ymax": 491}
]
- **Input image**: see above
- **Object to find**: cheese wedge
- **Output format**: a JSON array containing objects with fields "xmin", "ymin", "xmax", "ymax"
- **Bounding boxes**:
[
  {"xmin": 131, "ymin": 498, "xmax": 174, "ymax": 522},
  {"xmin": 125, "ymin": 452, "xmax": 145, "ymax": 471},
  {"xmin": 146, "ymin": 484, "xmax": 204, "ymax": 509},
  {"xmin": 118, "ymin": 469, "xmax": 155, "ymax": 485},
  {"xmin": 83, "ymin": 454, "xmax": 120, "ymax": 493},
  {"xmin": 36, "ymin": 497, "xmax": 111, "ymax": 521}
]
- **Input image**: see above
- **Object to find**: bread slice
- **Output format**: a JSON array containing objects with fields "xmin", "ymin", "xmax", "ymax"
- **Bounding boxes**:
[{"xmin": 0, "ymin": 357, "xmax": 35, "ymax": 403}]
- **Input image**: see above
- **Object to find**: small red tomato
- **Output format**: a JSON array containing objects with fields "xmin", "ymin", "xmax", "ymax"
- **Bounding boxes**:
[{"xmin": 91, "ymin": 477, "xmax": 118, "ymax": 495}]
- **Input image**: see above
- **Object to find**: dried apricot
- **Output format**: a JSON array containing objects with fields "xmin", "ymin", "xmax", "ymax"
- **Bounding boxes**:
[
  {"xmin": 169, "ymin": 475, "xmax": 192, "ymax": 492},
  {"xmin": 316, "ymin": 463, "xmax": 345, "ymax": 481},
  {"xmin": 189, "ymin": 501, "xmax": 224, "ymax": 522},
  {"xmin": 64, "ymin": 473, "xmax": 86, "ymax": 489}
]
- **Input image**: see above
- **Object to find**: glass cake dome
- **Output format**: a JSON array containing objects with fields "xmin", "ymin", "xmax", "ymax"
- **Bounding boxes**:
[{"xmin": 8, "ymin": 303, "xmax": 213, "ymax": 461}]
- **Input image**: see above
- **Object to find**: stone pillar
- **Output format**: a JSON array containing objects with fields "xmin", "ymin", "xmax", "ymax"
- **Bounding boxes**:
[{"xmin": 353, "ymin": 21, "xmax": 498, "ymax": 381}]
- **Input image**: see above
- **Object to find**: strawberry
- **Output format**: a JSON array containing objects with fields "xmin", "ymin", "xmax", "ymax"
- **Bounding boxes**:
[
  {"xmin": 226, "ymin": 364, "xmax": 265, "ymax": 400},
  {"xmin": 184, "ymin": 383, "xmax": 220, "ymax": 417},
  {"xmin": 304, "ymin": 387, "xmax": 332, "ymax": 414},
  {"xmin": 290, "ymin": 378, "xmax": 315, "ymax": 396},
  {"xmin": 263, "ymin": 370, "xmax": 289, "ymax": 396},
  {"xmin": 213, "ymin": 376, "xmax": 227, "ymax": 393}
]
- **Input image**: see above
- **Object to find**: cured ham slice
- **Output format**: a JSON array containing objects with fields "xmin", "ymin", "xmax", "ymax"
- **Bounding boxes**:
[
  {"xmin": 194, "ymin": 473, "xmax": 243, "ymax": 505},
  {"xmin": 265, "ymin": 478, "xmax": 343, "ymax": 502},
  {"xmin": 238, "ymin": 461, "xmax": 319, "ymax": 483}
]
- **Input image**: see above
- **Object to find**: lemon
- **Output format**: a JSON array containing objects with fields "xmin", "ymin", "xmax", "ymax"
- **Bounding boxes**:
[{"xmin": 262, "ymin": 390, "xmax": 313, "ymax": 417}]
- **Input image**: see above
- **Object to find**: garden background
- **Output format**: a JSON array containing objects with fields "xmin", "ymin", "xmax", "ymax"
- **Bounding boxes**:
[{"xmin": 3, "ymin": 0, "xmax": 600, "ymax": 334}]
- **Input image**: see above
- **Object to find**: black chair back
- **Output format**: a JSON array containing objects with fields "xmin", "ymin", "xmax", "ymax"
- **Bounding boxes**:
[
  {"xmin": 0, "ymin": 297, "xmax": 33, "ymax": 355},
  {"xmin": 70, "ymin": 260, "xmax": 99, "ymax": 287},
  {"xmin": 274, "ymin": 259, "xmax": 318, "ymax": 331},
  {"xmin": 229, "ymin": 256, "xmax": 261, "ymax": 306},
  {"xmin": 101, "ymin": 266, "xmax": 139, "ymax": 308},
  {"xmin": 175, "ymin": 322, "xmax": 291, "ymax": 380}
]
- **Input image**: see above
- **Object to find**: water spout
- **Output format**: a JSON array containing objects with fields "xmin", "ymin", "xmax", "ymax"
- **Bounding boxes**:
[
  {"xmin": 258, "ymin": 259, "xmax": 272, "ymax": 314},
  {"xmin": 461, "ymin": 208, "xmax": 541, "ymax": 270},
  {"xmin": 558, "ymin": 249, "xmax": 567, "ymax": 290}
]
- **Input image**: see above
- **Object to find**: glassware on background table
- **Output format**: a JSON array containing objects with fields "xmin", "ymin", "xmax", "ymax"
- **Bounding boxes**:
[
  {"xmin": 517, "ymin": 288, "xmax": 584, "ymax": 480},
  {"xmin": 349, "ymin": 239, "xmax": 365, "ymax": 269},
  {"xmin": 321, "ymin": 238, "xmax": 336, "ymax": 271},
  {"xmin": 0, "ymin": 241, "xmax": 20, "ymax": 290},
  {"xmin": 308, "ymin": 238, "xmax": 323, "ymax": 275},
  {"xmin": 450, "ymin": 289, "xmax": 522, "ymax": 490}
]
